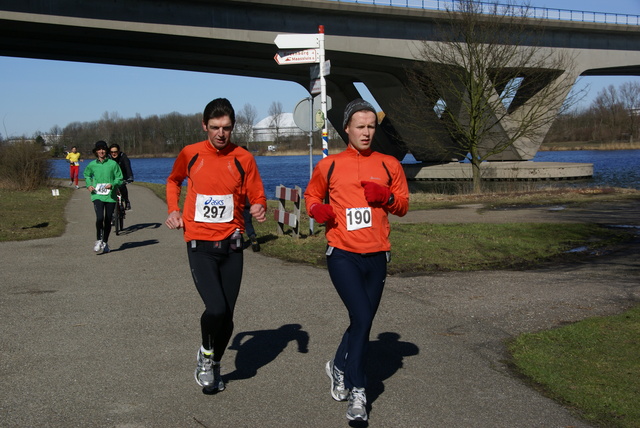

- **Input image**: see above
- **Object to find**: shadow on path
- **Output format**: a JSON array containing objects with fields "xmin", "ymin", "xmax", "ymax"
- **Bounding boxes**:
[
  {"xmin": 116, "ymin": 222, "xmax": 162, "ymax": 236},
  {"xmin": 109, "ymin": 239, "xmax": 160, "ymax": 252},
  {"xmin": 365, "ymin": 332, "xmax": 420, "ymax": 404},
  {"xmin": 225, "ymin": 324, "xmax": 309, "ymax": 382}
]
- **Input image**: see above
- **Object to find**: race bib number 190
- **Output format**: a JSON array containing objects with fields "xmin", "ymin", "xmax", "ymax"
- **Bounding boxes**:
[
  {"xmin": 346, "ymin": 207, "xmax": 372, "ymax": 231},
  {"xmin": 195, "ymin": 194, "xmax": 234, "ymax": 223}
]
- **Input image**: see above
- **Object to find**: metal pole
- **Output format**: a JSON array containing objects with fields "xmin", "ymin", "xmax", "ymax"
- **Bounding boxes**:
[
  {"xmin": 308, "ymin": 96, "xmax": 315, "ymax": 235},
  {"xmin": 308, "ymin": 95, "xmax": 313, "ymax": 178},
  {"xmin": 319, "ymin": 25, "xmax": 328, "ymax": 158},
  {"xmin": 307, "ymin": 95, "xmax": 313, "ymax": 235}
]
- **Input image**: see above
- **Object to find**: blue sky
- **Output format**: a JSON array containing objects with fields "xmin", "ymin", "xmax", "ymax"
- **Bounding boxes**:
[{"xmin": 1, "ymin": 0, "xmax": 639, "ymax": 138}]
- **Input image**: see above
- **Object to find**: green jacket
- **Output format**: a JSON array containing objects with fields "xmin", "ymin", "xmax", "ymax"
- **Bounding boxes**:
[{"xmin": 83, "ymin": 158, "xmax": 123, "ymax": 202}]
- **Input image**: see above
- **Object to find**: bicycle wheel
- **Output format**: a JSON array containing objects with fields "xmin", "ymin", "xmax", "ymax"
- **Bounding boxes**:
[
  {"xmin": 114, "ymin": 204, "xmax": 121, "ymax": 235},
  {"xmin": 118, "ymin": 201, "xmax": 125, "ymax": 232}
]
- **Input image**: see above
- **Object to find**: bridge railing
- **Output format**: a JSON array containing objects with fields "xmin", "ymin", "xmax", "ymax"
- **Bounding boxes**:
[{"xmin": 329, "ymin": 0, "xmax": 640, "ymax": 25}]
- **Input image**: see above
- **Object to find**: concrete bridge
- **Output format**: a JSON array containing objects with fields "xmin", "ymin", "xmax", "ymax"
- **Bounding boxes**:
[{"xmin": 1, "ymin": 0, "xmax": 639, "ymax": 167}]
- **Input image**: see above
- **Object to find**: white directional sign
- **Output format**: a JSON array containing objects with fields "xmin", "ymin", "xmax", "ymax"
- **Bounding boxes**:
[
  {"xmin": 274, "ymin": 49, "xmax": 320, "ymax": 65},
  {"xmin": 274, "ymin": 34, "xmax": 320, "ymax": 49}
]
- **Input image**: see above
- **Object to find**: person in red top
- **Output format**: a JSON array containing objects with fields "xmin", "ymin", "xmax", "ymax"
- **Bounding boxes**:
[
  {"xmin": 305, "ymin": 99, "xmax": 409, "ymax": 422},
  {"xmin": 165, "ymin": 98, "xmax": 267, "ymax": 394}
]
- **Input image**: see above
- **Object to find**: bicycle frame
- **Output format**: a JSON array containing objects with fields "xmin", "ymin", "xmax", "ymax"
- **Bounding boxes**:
[{"xmin": 114, "ymin": 188, "xmax": 126, "ymax": 235}]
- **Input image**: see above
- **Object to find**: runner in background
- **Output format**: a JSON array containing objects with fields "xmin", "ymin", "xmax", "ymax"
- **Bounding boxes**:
[
  {"xmin": 109, "ymin": 143, "xmax": 134, "ymax": 210},
  {"xmin": 83, "ymin": 140, "xmax": 123, "ymax": 254},
  {"xmin": 65, "ymin": 146, "xmax": 81, "ymax": 189}
]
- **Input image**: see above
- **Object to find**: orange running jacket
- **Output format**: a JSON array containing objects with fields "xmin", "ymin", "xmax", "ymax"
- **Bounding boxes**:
[
  {"xmin": 166, "ymin": 141, "xmax": 267, "ymax": 242},
  {"xmin": 304, "ymin": 145, "xmax": 409, "ymax": 254}
]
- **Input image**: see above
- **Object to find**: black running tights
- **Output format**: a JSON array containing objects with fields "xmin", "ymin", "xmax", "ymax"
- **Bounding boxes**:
[
  {"xmin": 92, "ymin": 200, "xmax": 115, "ymax": 242},
  {"xmin": 186, "ymin": 242, "xmax": 243, "ymax": 362}
]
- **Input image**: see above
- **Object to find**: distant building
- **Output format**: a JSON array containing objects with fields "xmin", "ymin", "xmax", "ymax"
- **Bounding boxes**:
[{"xmin": 253, "ymin": 113, "xmax": 306, "ymax": 142}]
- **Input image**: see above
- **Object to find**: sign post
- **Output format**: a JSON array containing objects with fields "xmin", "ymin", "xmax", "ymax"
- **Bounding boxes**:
[
  {"xmin": 274, "ymin": 26, "xmax": 330, "ymax": 234},
  {"xmin": 318, "ymin": 25, "xmax": 328, "ymax": 158},
  {"xmin": 274, "ymin": 25, "xmax": 330, "ymax": 159}
]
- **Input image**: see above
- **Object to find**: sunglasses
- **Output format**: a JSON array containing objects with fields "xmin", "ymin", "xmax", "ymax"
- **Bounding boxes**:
[{"xmin": 110, "ymin": 150, "xmax": 119, "ymax": 153}]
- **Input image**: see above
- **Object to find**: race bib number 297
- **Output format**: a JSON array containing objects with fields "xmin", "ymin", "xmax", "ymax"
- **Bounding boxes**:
[{"xmin": 194, "ymin": 194, "xmax": 234, "ymax": 223}]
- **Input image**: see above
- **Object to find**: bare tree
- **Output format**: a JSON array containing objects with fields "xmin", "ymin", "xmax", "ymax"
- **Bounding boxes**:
[
  {"xmin": 268, "ymin": 101, "xmax": 284, "ymax": 145},
  {"xmin": 547, "ymin": 79, "xmax": 639, "ymax": 144},
  {"xmin": 593, "ymin": 85, "xmax": 622, "ymax": 134},
  {"xmin": 399, "ymin": 0, "xmax": 580, "ymax": 193},
  {"xmin": 235, "ymin": 103, "xmax": 258, "ymax": 149},
  {"xmin": 619, "ymin": 81, "xmax": 640, "ymax": 142}
]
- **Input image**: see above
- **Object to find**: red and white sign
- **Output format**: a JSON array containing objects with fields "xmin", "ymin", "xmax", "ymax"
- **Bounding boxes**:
[
  {"xmin": 310, "ymin": 78, "xmax": 321, "ymax": 95},
  {"xmin": 274, "ymin": 49, "xmax": 319, "ymax": 65},
  {"xmin": 274, "ymin": 209, "xmax": 298, "ymax": 228},
  {"xmin": 276, "ymin": 185, "xmax": 300, "ymax": 202}
]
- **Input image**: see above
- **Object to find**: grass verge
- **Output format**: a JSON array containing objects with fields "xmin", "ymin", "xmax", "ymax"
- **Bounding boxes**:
[
  {"xmin": 508, "ymin": 304, "xmax": 640, "ymax": 428},
  {"xmin": 0, "ymin": 186, "xmax": 73, "ymax": 241},
  {"xmin": 408, "ymin": 187, "xmax": 640, "ymax": 211},
  {"xmin": 135, "ymin": 181, "xmax": 634, "ymax": 274}
]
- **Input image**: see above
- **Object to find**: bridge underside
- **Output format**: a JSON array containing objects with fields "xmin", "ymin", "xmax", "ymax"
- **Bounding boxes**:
[{"xmin": 1, "ymin": 0, "xmax": 639, "ymax": 162}]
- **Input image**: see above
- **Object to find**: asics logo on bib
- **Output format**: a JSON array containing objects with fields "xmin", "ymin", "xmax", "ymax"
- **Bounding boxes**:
[{"xmin": 204, "ymin": 197, "xmax": 225, "ymax": 206}]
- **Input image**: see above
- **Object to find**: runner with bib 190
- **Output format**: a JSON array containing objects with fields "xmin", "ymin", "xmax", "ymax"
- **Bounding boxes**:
[{"xmin": 304, "ymin": 99, "xmax": 409, "ymax": 423}]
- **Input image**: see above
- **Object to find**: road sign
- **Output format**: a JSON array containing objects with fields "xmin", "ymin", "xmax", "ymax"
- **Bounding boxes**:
[
  {"xmin": 274, "ymin": 49, "xmax": 319, "ymax": 65},
  {"xmin": 316, "ymin": 94, "xmax": 332, "ymax": 113},
  {"xmin": 274, "ymin": 34, "xmax": 320, "ymax": 49},
  {"xmin": 310, "ymin": 79, "xmax": 321, "ymax": 95},
  {"xmin": 293, "ymin": 99, "xmax": 314, "ymax": 132},
  {"xmin": 293, "ymin": 96, "xmax": 332, "ymax": 132},
  {"xmin": 315, "ymin": 110, "xmax": 325, "ymax": 130},
  {"xmin": 310, "ymin": 60, "xmax": 331, "ymax": 79}
]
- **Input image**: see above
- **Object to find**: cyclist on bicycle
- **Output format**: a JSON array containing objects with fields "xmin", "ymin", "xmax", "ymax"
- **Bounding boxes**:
[{"xmin": 109, "ymin": 144, "xmax": 134, "ymax": 210}]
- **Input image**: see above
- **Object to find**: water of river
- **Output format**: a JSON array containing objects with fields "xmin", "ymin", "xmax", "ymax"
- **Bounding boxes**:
[{"xmin": 50, "ymin": 149, "xmax": 640, "ymax": 193}]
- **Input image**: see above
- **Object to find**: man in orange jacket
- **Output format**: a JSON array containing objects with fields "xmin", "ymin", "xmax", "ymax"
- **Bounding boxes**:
[
  {"xmin": 304, "ymin": 98, "xmax": 409, "ymax": 422},
  {"xmin": 165, "ymin": 98, "xmax": 267, "ymax": 394}
]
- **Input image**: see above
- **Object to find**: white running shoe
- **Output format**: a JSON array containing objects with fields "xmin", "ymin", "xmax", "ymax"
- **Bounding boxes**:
[
  {"xmin": 93, "ymin": 240, "xmax": 103, "ymax": 252},
  {"xmin": 195, "ymin": 348, "xmax": 225, "ymax": 392},
  {"xmin": 346, "ymin": 387, "xmax": 368, "ymax": 421},
  {"xmin": 325, "ymin": 360, "xmax": 348, "ymax": 401}
]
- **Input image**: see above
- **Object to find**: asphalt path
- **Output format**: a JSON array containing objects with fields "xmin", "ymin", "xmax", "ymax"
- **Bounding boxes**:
[{"xmin": 1, "ymin": 184, "xmax": 638, "ymax": 427}]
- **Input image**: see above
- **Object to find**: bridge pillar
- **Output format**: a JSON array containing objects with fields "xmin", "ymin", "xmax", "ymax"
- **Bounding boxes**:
[
  {"xmin": 325, "ymin": 74, "xmax": 410, "ymax": 161},
  {"xmin": 478, "ymin": 69, "xmax": 579, "ymax": 161},
  {"xmin": 337, "ymin": 65, "xmax": 579, "ymax": 163}
]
